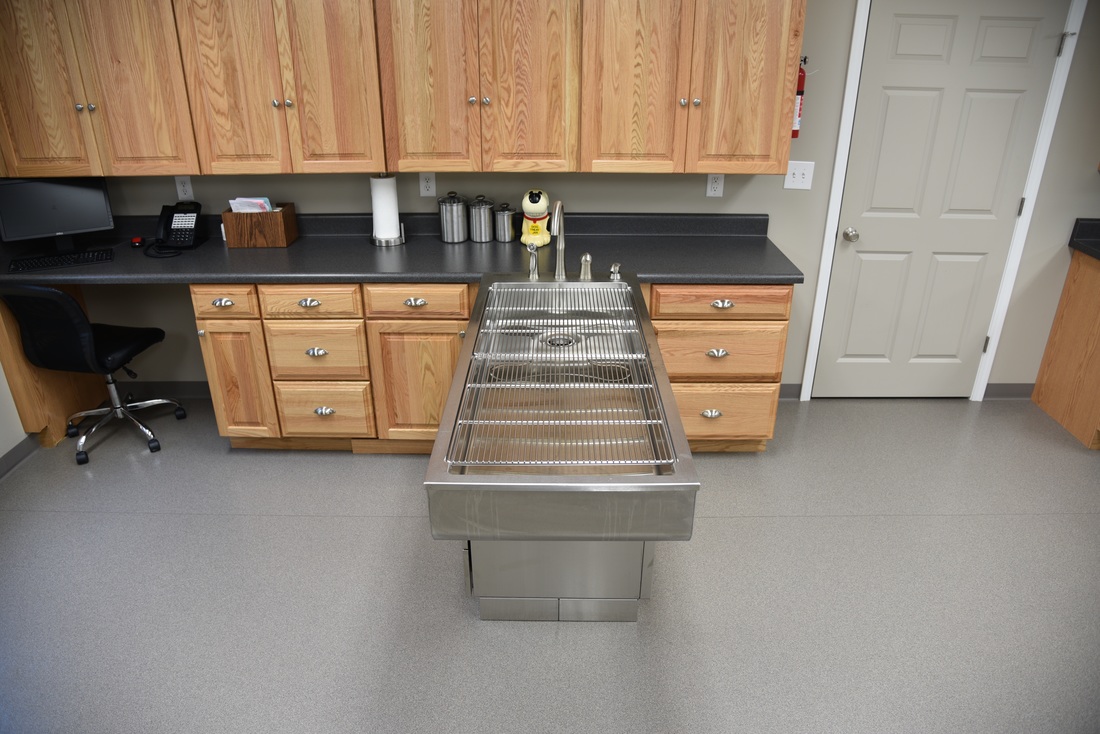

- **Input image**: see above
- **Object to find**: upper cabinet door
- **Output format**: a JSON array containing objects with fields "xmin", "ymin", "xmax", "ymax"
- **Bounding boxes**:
[
  {"xmin": 175, "ymin": 0, "xmax": 291, "ymax": 174},
  {"xmin": 64, "ymin": 0, "xmax": 200, "ymax": 175},
  {"xmin": 479, "ymin": 0, "xmax": 580, "ymax": 172},
  {"xmin": 686, "ymin": 0, "xmax": 805, "ymax": 174},
  {"xmin": 375, "ymin": 0, "xmax": 481, "ymax": 172},
  {"xmin": 580, "ymin": 0, "xmax": 695, "ymax": 173},
  {"xmin": 0, "ymin": 0, "xmax": 103, "ymax": 176},
  {"xmin": 272, "ymin": 0, "xmax": 386, "ymax": 173}
]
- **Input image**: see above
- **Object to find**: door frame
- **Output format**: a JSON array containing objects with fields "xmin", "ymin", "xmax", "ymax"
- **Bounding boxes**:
[{"xmin": 800, "ymin": 0, "xmax": 1089, "ymax": 401}]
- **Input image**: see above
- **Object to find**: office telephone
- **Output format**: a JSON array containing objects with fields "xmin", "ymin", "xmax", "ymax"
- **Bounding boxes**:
[{"xmin": 155, "ymin": 201, "xmax": 205, "ymax": 249}]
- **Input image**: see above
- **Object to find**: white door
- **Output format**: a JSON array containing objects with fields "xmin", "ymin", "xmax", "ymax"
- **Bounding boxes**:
[{"xmin": 813, "ymin": 0, "xmax": 1069, "ymax": 397}]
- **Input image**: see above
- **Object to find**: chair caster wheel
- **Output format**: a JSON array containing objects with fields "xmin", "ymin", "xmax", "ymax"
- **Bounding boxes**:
[
  {"xmin": 148, "ymin": 438, "xmax": 161, "ymax": 453},
  {"xmin": 66, "ymin": 423, "xmax": 79, "ymax": 438},
  {"xmin": 174, "ymin": 407, "xmax": 187, "ymax": 420},
  {"xmin": 75, "ymin": 451, "xmax": 89, "ymax": 465}
]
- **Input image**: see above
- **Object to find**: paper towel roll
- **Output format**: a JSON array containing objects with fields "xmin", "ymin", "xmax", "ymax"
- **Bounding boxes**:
[{"xmin": 370, "ymin": 175, "xmax": 401, "ymax": 241}]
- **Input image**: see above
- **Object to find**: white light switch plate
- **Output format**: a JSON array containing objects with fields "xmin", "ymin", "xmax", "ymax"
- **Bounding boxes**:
[{"xmin": 784, "ymin": 161, "xmax": 814, "ymax": 190}]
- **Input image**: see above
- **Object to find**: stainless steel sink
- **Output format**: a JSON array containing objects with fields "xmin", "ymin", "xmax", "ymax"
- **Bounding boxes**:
[{"xmin": 425, "ymin": 276, "xmax": 699, "ymax": 541}]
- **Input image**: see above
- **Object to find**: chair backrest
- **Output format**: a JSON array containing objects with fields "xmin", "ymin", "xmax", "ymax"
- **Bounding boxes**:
[{"xmin": 0, "ymin": 284, "xmax": 100, "ymax": 374}]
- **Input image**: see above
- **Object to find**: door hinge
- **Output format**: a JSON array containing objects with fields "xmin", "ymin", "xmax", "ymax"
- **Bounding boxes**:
[
  {"xmin": 1017, "ymin": 197, "xmax": 1025, "ymax": 216},
  {"xmin": 1057, "ymin": 31, "xmax": 1077, "ymax": 57},
  {"xmin": 983, "ymin": 336, "xmax": 990, "ymax": 353}
]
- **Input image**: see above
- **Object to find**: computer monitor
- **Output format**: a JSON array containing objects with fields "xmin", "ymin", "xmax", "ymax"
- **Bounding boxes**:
[{"xmin": 0, "ymin": 177, "xmax": 114, "ymax": 252}]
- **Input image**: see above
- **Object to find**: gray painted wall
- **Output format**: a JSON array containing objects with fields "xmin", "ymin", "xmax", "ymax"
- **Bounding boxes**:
[{"xmin": 2, "ymin": 0, "xmax": 1093, "ymax": 445}]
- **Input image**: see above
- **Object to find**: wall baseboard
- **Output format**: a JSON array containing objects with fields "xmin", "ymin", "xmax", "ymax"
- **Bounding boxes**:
[
  {"xmin": 780, "ymin": 384, "xmax": 1035, "ymax": 400},
  {"xmin": 0, "ymin": 434, "xmax": 40, "ymax": 480}
]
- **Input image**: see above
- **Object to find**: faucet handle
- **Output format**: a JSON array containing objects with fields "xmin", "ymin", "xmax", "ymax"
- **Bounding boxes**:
[
  {"xmin": 609, "ymin": 262, "xmax": 621, "ymax": 281},
  {"xmin": 528, "ymin": 241, "xmax": 539, "ymax": 280},
  {"xmin": 580, "ymin": 253, "xmax": 592, "ymax": 281}
]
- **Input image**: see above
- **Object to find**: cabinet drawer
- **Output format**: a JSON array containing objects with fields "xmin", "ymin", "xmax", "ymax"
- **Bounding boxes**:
[
  {"xmin": 649, "ymin": 284, "xmax": 792, "ymax": 320},
  {"xmin": 265, "ymin": 320, "xmax": 369, "ymax": 380},
  {"xmin": 655, "ymin": 321, "xmax": 787, "ymax": 382},
  {"xmin": 258, "ymin": 284, "xmax": 364, "ymax": 318},
  {"xmin": 274, "ymin": 381, "xmax": 376, "ymax": 437},
  {"xmin": 190, "ymin": 284, "xmax": 260, "ymax": 318},
  {"xmin": 671, "ymin": 383, "xmax": 780, "ymax": 440},
  {"xmin": 363, "ymin": 283, "xmax": 472, "ymax": 318}
]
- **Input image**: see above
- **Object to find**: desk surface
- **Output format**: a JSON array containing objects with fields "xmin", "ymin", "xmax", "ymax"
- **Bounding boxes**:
[{"xmin": 0, "ymin": 213, "xmax": 804, "ymax": 286}]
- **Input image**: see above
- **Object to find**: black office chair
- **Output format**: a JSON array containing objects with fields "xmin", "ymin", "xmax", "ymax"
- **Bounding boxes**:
[{"xmin": 0, "ymin": 284, "xmax": 185, "ymax": 465}]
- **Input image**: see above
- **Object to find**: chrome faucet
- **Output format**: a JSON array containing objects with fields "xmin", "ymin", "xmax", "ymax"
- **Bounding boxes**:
[{"xmin": 550, "ymin": 200, "xmax": 565, "ymax": 281}]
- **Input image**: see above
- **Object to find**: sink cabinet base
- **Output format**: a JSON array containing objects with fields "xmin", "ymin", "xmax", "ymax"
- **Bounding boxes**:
[{"xmin": 469, "ymin": 540, "xmax": 655, "ymax": 622}]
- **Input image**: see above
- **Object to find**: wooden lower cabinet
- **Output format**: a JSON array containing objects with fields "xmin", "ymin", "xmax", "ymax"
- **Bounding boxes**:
[
  {"xmin": 366, "ymin": 320, "xmax": 466, "ymax": 439},
  {"xmin": 649, "ymin": 283, "xmax": 792, "ymax": 452},
  {"xmin": 195, "ymin": 318, "xmax": 281, "ymax": 438},
  {"xmin": 274, "ymin": 381, "xmax": 376, "ymax": 437}
]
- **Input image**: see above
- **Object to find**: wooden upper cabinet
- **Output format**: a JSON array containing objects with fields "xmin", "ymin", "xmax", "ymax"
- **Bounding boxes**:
[
  {"xmin": 64, "ymin": 0, "xmax": 199, "ymax": 175},
  {"xmin": 478, "ymin": 0, "xmax": 580, "ymax": 171},
  {"xmin": 272, "ymin": 0, "xmax": 386, "ymax": 172},
  {"xmin": 686, "ymin": 0, "xmax": 805, "ymax": 173},
  {"xmin": 175, "ymin": 0, "xmax": 291, "ymax": 174},
  {"xmin": 376, "ymin": 0, "xmax": 579, "ymax": 172},
  {"xmin": 581, "ymin": 0, "xmax": 805, "ymax": 174},
  {"xmin": 580, "ymin": 0, "xmax": 695, "ymax": 173},
  {"xmin": 0, "ymin": 0, "xmax": 101, "ymax": 176},
  {"xmin": 0, "ymin": 0, "xmax": 197, "ymax": 176},
  {"xmin": 176, "ymin": 0, "xmax": 385, "ymax": 174},
  {"xmin": 375, "ymin": 0, "xmax": 481, "ymax": 171}
]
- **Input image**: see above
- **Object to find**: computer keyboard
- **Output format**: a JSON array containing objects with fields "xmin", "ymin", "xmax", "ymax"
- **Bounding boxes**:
[{"xmin": 8, "ymin": 248, "xmax": 114, "ymax": 273}]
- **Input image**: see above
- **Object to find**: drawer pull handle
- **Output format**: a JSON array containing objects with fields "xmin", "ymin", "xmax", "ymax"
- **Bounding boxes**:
[
  {"xmin": 711, "ymin": 299, "xmax": 734, "ymax": 309},
  {"xmin": 705, "ymin": 348, "xmax": 729, "ymax": 358},
  {"xmin": 305, "ymin": 347, "xmax": 328, "ymax": 358},
  {"xmin": 314, "ymin": 406, "xmax": 336, "ymax": 417},
  {"xmin": 211, "ymin": 298, "xmax": 234, "ymax": 308},
  {"xmin": 701, "ymin": 409, "xmax": 723, "ymax": 419},
  {"xmin": 298, "ymin": 298, "xmax": 322, "ymax": 308},
  {"xmin": 404, "ymin": 297, "xmax": 428, "ymax": 307}
]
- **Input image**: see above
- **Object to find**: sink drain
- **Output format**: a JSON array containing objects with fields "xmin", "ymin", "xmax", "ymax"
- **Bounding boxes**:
[{"xmin": 545, "ymin": 333, "xmax": 577, "ymax": 348}]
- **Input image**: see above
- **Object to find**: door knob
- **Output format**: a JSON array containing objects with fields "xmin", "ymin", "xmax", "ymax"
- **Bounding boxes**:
[{"xmin": 842, "ymin": 227, "xmax": 860, "ymax": 242}]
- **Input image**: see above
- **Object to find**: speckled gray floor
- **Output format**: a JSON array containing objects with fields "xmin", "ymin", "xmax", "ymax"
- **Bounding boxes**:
[{"xmin": 0, "ymin": 397, "xmax": 1097, "ymax": 734}]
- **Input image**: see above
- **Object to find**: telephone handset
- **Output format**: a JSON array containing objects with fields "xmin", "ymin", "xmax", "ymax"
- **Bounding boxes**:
[{"xmin": 155, "ymin": 201, "xmax": 205, "ymax": 249}]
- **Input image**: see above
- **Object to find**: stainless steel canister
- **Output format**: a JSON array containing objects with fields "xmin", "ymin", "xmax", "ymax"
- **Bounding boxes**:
[
  {"xmin": 438, "ymin": 191, "xmax": 468, "ymax": 243},
  {"xmin": 468, "ymin": 195, "xmax": 494, "ymax": 243},
  {"xmin": 493, "ymin": 202, "xmax": 516, "ymax": 242}
]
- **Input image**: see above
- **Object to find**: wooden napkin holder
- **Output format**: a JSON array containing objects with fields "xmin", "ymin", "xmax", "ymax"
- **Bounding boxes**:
[{"xmin": 221, "ymin": 202, "xmax": 299, "ymax": 248}]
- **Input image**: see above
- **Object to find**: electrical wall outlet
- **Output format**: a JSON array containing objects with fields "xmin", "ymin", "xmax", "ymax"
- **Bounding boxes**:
[
  {"xmin": 784, "ymin": 161, "xmax": 814, "ymax": 190},
  {"xmin": 174, "ymin": 176, "xmax": 194, "ymax": 201},
  {"xmin": 706, "ymin": 174, "xmax": 725, "ymax": 198},
  {"xmin": 420, "ymin": 172, "xmax": 436, "ymax": 197}
]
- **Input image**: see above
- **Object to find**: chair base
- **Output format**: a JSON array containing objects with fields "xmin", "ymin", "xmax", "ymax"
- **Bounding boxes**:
[{"xmin": 68, "ymin": 374, "xmax": 185, "ymax": 464}]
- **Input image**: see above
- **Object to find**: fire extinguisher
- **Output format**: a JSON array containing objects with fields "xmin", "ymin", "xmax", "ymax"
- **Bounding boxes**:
[{"xmin": 792, "ymin": 56, "xmax": 806, "ymax": 138}]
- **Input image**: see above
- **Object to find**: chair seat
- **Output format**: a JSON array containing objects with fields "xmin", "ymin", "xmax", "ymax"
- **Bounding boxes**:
[{"xmin": 90, "ymin": 323, "xmax": 165, "ymax": 373}]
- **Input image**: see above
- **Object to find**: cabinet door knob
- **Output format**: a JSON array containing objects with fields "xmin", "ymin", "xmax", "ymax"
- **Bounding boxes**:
[
  {"xmin": 679, "ymin": 98, "xmax": 688, "ymax": 107},
  {"xmin": 272, "ymin": 99, "xmax": 282, "ymax": 108},
  {"xmin": 298, "ymin": 298, "xmax": 321, "ymax": 308},
  {"xmin": 197, "ymin": 329, "xmax": 205, "ymax": 337},
  {"xmin": 468, "ymin": 96, "xmax": 477, "ymax": 105},
  {"xmin": 692, "ymin": 98, "xmax": 701, "ymax": 107},
  {"xmin": 705, "ymin": 348, "xmax": 729, "ymax": 358},
  {"xmin": 305, "ymin": 347, "xmax": 328, "ymax": 357},
  {"xmin": 284, "ymin": 99, "xmax": 294, "ymax": 108},
  {"xmin": 211, "ymin": 298, "xmax": 234, "ymax": 308},
  {"xmin": 710, "ymin": 299, "xmax": 734, "ymax": 309},
  {"xmin": 314, "ymin": 406, "xmax": 336, "ymax": 416},
  {"xmin": 482, "ymin": 97, "xmax": 491, "ymax": 106},
  {"xmin": 404, "ymin": 297, "xmax": 428, "ymax": 307},
  {"xmin": 75, "ymin": 103, "xmax": 84, "ymax": 111},
  {"xmin": 701, "ymin": 409, "xmax": 722, "ymax": 419},
  {"xmin": 86, "ymin": 103, "xmax": 96, "ymax": 111}
]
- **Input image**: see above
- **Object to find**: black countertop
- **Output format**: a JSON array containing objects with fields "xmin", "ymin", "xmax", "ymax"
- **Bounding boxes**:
[
  {"xmin": 1069, "ymin": 218, "xmax": 1100, "ymax": 261},
  {"xmin": 0, "ymin": 213, "xmax": 804, "ymax": 286}
]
